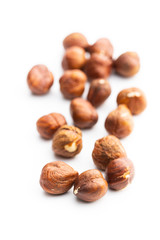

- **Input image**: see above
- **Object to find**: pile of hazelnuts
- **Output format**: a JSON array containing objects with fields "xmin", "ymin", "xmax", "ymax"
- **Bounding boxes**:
[{"xmin": 27, "ymin": 32, "xmax": 147, "ymax": 202}]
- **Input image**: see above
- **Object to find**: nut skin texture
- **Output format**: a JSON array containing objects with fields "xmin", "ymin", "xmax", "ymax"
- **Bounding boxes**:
[
  {"xmin": 84, "ymin": 53, "xmax": 112, "ymax": 80},
  {"xmin": 117, "ymin": 87, "xmax": 147, "ymax": 115},
  {"xmin": 114, "ymin": 52, "xmax": 140, "ymax": 77},
  {"xmin": 52, "ymin": 125, "xmax": 82, "ymax": 158},
  {"xmin": 106, "ymin": 158, "xmax": 134, "ymax": 190},
  {"xmin": 92, "ymin": 135, "xmax": 127, "ymax": 170},
  {"xmin": 36, "ymin": 113, "xmax": 67, "ymax": 139},
  {"xmin": 62, "ymin": 46, "xmax": 86, "ymax": 70},
  {"xmin": 87, "ymin": 78, "xmax": 111, "ymax": 107},
  {"xmin": 105, "ymin": 104, "xmax": 134, "ymax": 138},
  {"xmin": 70, "ymin": 98, "xmax": 98, "ymax": 129},
  {"xmin": 63, "ymin": 32, "xmax": 89, "ymax": 50},
  {"xmin": 88, "ymin": 38, "xmax": 113, "ymax": 58},
  {"xmin": 74, "ymin": 169, "xmax": 108, "ymax": 202},
  {"xmin": 27, "ymin": 64, "xmax": 54, "ymax": 95},
  {"xmin": 40, "ymin": 161, "xmax": 78, "ymax": 194},
  {"xmin": 59, "ymin": 70, "xmax": 87, "ymax": 99}
]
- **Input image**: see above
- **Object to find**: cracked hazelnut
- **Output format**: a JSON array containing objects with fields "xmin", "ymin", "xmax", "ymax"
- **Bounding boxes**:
[
  {"xmin": 87, "ymin": 78, "xmax": 111, "ymax": 107},
  {"xmin": 63, "ymin": 32, "xmax": 89, "ymax": 49},
  {"xmin": 117, "ymin": 87, "xmax": 147, "ymax": 115},
  {"xmin": 62, "ymin": 46, "xmax": 86, "ymax": 70},
  {"xmin": 73, "ymin": 169, "xmax": 108, "ymax": 202},
  {"xmin": 36, "ymin": 113, "xmax": 67, "ymax": 139},
  {"xmin": 88, "ymin": 38, "xmax": 113, "ymax": 58},
  {"xmin": 27, "ymin": 64, "xmax": 54, "ymax": 95},
  {"xmin": 106, "ymin": 157, "xmax": 134, "ymax": 190},
  {"xmin": 40, "ymin": 161, "xmax": 78, "ymax": 194},
  {"xmin": 70, "ymin": 98, "xmax": 98, "ymax": 129},
  {"xmin": 59, "ymin": 70, "xmax": 87, "ymax": 99},
  {"xmin": 92, "ymin": 135, "xmax": 127, "ymax": 170},
  {"xmin": 114, "ymin": 52, "xmax": 140, "ymax": 77},
  {"xmin": 105, "ymin": 104, "xmax": 134, "ymax": 138},
  {"xmin": 52, "ymin": 125, "xmax": 82, "ymax": 158}
]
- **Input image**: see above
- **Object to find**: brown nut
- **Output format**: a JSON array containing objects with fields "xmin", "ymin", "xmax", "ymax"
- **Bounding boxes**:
[
  {"xmin": 27, "ymin": 64, "xmax": 54, "ymax": 95},
  {"xmin": 88, "ymin": 38, "xmax": 113, "ymax": 58},
  {"xmin": 63, "ymin": 32, "xmax": 89, "ymax": 49},
  {"xmin": 114, "ymin": 52, "xmax": 140, "ymax": 77},
  {"xmin": 36, "ymin": 113, "xmax": 67, "ymax": 139},
  {"xmin": 52, "ymin": 125, "xmax": 82, "ymax": 158},
  {"xmin": 92, "ymin": 135, "xmax": 127, "ymax": 170},
  {"xmin": 117, "ymin": 87, "xmax": 147, "ymax": 115},
  {"xmin": 62, "ymin": 46, "xmax": 86, "ymax": 70},
  {"xmin": 84, "ymin": 53, "xmax": 112, "ymax": 80},
  {"xmin": 70, "ymin": 98, "xmax": 98, "ymax": 129},
  {"xmin": 87, "ymin": 78, "xmax": 111, "ymax": 107},
  {"xmin": 59, "ymin": 70, "xmax": 87, "ymax": 99},
  {"xmin": 106, "ymin": 157, "xmax": 134, "ymax": 190},
  {"xmin": 40, "ymin": 161, "xmax": 78, "ymax": 194},
  {"xmin": 105, "ymin": 104, "xmax": 134, "ymax": 138},
  {"xmin": 73, "ymin": 169, "xmax": 108, "ymax": 202}
]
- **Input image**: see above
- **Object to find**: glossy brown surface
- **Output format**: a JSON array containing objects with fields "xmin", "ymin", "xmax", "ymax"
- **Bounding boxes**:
[
  {"xmin": 63, "ymin": 32, "xmax": 89, "ymax": 49},
  {"xmin": 27, "ymin": 64, "xmax": 54, "ymax": 95},
  {"xmin": 40, "ymin": 161, "xmax": 78, "ymax": 194},
  {"xmin": 106, "ymin": 158, "xmax": 134, "ymax": 190},
  {"xmin": 88, "ymin": 38, "xmax": 113, "ymax": 58},
  {"xmin": 92, "ymin": 135, "xmax": 127, "ymax": 170},
  {"xmin": 70, "ymin": 98, "xmax": 98, "ymax": 129},
  {"xmin": 105, "ymin": 104, "xmax": 134, "ymax": 138},
  {"xmin": 74, "ymin": 169, "xmax": 108, "ymax": 202}
]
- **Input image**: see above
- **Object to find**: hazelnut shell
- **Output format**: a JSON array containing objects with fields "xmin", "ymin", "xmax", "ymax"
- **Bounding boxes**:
[{"xmin": 63, "ymin": 32, "xmax": 89, "ymax": 49}]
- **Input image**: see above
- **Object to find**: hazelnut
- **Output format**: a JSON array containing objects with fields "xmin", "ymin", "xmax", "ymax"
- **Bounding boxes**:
[
  {"xmin": 117, "ymin": 87, "xmax": 147, "ymax": 115},
  {"xmin": 59, "ymin": 70, "xmax": 87, "ymax": 99},
  {"xmin": 63, "ymin": 32, "xmax": 89, "ymax": 49},
  {"xmin": 70, "ymin": 98, "xmax": 98, "ymax": 129},
  {"xmin": 62, "ymin": 46, "xmax": 86, "ymax": 70},
  {"xmin": 27, "ymin": 64, "xmax": 54, "ymax": 95},
  {"xmin": 84, "ymin": 53, "xmax": 112, "ymax": 80},
  {"xmin": 114, "ymin": 52, "xmax": 140, "ymax": 77},
  {"xmin": 88, "ymin": 38, "xmax": 113, "ymax": 58},
  {"xmin": 92, "ymin": 135, "xmax": 127, "ymax": 170},
  {"xmin": 52, "ymin": 125, "xmax": 82, "ymax": 158},
  {"xmin": 36, "ymin": 113, "xmax": 67, "ymax": 139},
  {"xmin": 105, "ymin": 104, "xmax": 134, "ymax": 138},
  {"xmin": 106, "ymin": 157, "xmax": 134, "ymax": 190},
  {"xmin": 40, "ymin": 161, "xmax": 78, "ymax": 194},
  {"xmin": 87, "ymin": 78, "xmax": 111, "ymax": 107},
  {"xmin": 73, "ymin": 169, "xmax": 108, "ymax": 202}
]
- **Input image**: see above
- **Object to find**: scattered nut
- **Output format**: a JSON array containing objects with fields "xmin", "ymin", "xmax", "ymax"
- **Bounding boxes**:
[
  {"xmin": 70, "ymin": 98, "xmax": 98, "ymax": 128},
  {"xmin": 73, "ymin": 169, "xmax": 108, "ymax": 202},
  {"xmin": 117, "ymin": 87, "xmax": 147, "ymax": 115},
  {"xmin": 106, "ymin": 157, "xmax": 134, "ymax": 190},
  {"xmin": 92, "ymin": 135, "xmax": 127, "ymax": 170},
  {"xmin": 59, "ymin": 70, "xmax": 87, "ymax": 99},
  {"xmin": 88, "ymin": 38, "xmax": 113, "ymax": 58},
  {"xmin": 114, "ymin": 52, "xmax": 140, "ymax": 77},
  {"xmin": 63, "ymin": 32, "xmax": 89, "ymax": 49},
  {"xmin": 87, "ymin": 78, "xmax": 111, "ymax": 107},
  {"xmin": 105, "ymin": 104, "xmax": 134, "ymax": 138},
  {"xmin": 52, "ymin": 125, "xmax": 82, "ymax": 158},
  {"xmin": 27, "ymin": 64, "xmax": 54, "ymax": 95},
  {"xmin": 40, "ymin": 161, "xmax": 78, "ymax": 194},
  {"xmin": 36, "ymin": 113, "xmax": 67, "ymax": 139}
]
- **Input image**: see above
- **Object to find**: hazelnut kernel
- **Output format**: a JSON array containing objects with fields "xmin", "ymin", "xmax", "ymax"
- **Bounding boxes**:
[
  {"xmin": 88, "ymin": 38, "xmax": 113, "ymax": 58},
  {"xmin": 63, "ymin": 32, "xmax": 89, "ymax": 49}
]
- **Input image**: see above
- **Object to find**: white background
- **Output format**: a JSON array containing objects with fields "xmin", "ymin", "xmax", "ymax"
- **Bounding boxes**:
[{"xmin": 0, "ymin": 0, "xmax": 160, "ymax": 239}]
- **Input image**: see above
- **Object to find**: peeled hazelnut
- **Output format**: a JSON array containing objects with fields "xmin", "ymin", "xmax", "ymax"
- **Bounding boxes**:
[
  {"xmin": 27, "ymin": 64, "xmax": 54, "ymax": 95},
  {"xmin": 88, "ymin": 38, "xmax": 113, "ymax": 58},
  {"xmin": 52, "ymin": 125, "xmax": 82, "ymax": 158},
  {"xmin": 92, "ymin": 135, "xmax": 127, "ymax": 170},
  {"xmin": 106, "ymin": 157, "xmax": 134, "ymax": 190},
  {"xmin": 114, "ymin": 52, "xmax": 140, "ymax": 77},
  {"xmin": 63, "ymin": 32, "xmax": 89, "ymax": 49},
  {"xmin": 84, "ymin": 53, "xmax": 112, "ymax": 80},
  {"xmin": 40, "ymin": 161, "xmax": 78, "ymax": 194},
  {"xmin": 59, "ymin": 70, "xmax": 87, "ymax": 99},
  {"xmin": 105, "ymin": 104, "xmax": 134, "ymax": 138},
  {"xmin": 74, "ymin": 169, "xmax": 108, "ymax": 202},
  {"xmin": 117, "ymin": 87, "xmax": 147, "ymax": 115},
  {"xmin": 36, "ymin": 113, "xmax": 67, "ymax": 139},
  {"xmin": 70, "ymin": 98, "xmax": 98, "ymax": 129},
  {"xmin": 62, "ymin": 46, "xmax": 86, "ymax": 70},
  {"xmin": 87, "ymin": 78, "xmax": 111, "ymax": 107}
]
